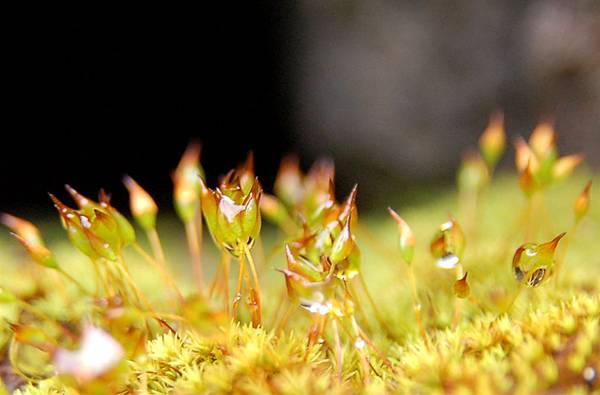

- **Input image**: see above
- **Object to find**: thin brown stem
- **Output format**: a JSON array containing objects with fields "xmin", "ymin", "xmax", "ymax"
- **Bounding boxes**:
[
  {"xmin": 194, "ymin": 211, "xmax": 204, "ymax": 283},
  {"xmin": 407, "ymin": 265, "xmax": 430, "ymax": 346},
  {"xmin": 345, "ymin": 280, "xmax": 373, "ymax": 334},
  {"xmin": 114, "ymin": 256, "xmax": 155, "ymax": 314},
  {"xmin": 357, "ymin": 274, "xmax": 395, "ymax": 338},
  {"xmin": 133, "ymin": 242, "xmax": 184, "ymax": 304},
  {"xmin": 222, "ymin": 252, "xmax": 231, "ymax": 316},
  {"xmin": 452, "ymin": 263, "xmax": 464, "ymax": 328},
  {"xmin": 244, "ymin": 246, "xmax": 262, "ymax": 326},
  {"xmin": 503, "ymin": 285, "xmax": 523, "ymax": 315},
  {"xmin": 232, "ymin": 253, "xmax": 246, "ymax": 320},
  {"xmin": 554, "ymin": 222, "xmax": 578, "ymax": 287},
  {"xmin": 351, "ymin": 316, "xmax": 393, "ymax": 370},
  {"xmin": 185, "ymin": 220, "xmax": 204, "ymax": 291},
  {"xmin": 331, "ymin": 319, "xmax": 343, "ymax": 384},
  {"xmin": 57, "ymin": 267, "xmax": 92, "ymax": 296},
  {"xmin": 208, "ymin": 257, "xmax": 223, "ymax": 298},
  {"xmin": 275, "ymin": 302, "xmax": 294, "ymax": 333},
  {"xmin": 147, "ymin": 228, "xmax": 166, "ymax": 266}
]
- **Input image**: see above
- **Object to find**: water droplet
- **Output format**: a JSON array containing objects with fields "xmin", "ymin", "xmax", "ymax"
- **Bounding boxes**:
[
  {"xmin": 437, "ymin": 254, "xmax": 459, "ymax": 269},
  {"xmin": 512, "ymin": 234, "xmax": 565, "ymax": 287},
  {"xmin": 526, "ymin": 267, "xmax": 546, "ymax": 287},
  {"xmin": 431, "ymin": 217, "xmax": 465, "ymax": 269},
  {"xmin": 583, "ymin": 366, "xmax": 596, "ymax": 384},
  {"xmin": 354, "ymin": 338, "xmax": 366, "ymax": 350},
  {"xmin": 304, "ymin": 302, "xmax": 330, "ymax": 316},
  {"xmin": 80, "ymin": 215, "xmax": 92, "ymax": 229}
]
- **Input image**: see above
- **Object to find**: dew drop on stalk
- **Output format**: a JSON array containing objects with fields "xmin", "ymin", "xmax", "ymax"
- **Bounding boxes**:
[
  {"xmin": 583, "ymin": 366, "xmax": 596, "ymax": 386},
  {"xmin": 430, "ymin": 218, "xmax": 465, "ymax": 269},
  {"xmin": 511, "ymin": 233, "xmax": 565, "ymax": 287},
  {"xmin": 354, "ymin": 338, "xmax": 366, "ymax": 350}
]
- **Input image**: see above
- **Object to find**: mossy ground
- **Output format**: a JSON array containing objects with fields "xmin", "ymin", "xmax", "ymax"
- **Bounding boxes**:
[{"xmin": 1, "ymin": 174, "xmax": 599, "ymax": 394}]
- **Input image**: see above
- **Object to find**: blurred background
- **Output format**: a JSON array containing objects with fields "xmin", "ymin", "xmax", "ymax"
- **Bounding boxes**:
[{"xmin": 2, "ymin": 1, "xmax": 599, "ymax": 215}]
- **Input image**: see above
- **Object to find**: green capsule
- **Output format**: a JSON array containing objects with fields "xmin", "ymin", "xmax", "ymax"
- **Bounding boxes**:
[
  {"xmin": 329, "ymin": 214, "xmax": 355, "ymax": 264},
  {"xmin": 0, "ymin": 288, "xmax": 17, "ymax": 303},
  {"xmin": 388, "ymin": 207, "xmax": 416, "ymax": 265}
]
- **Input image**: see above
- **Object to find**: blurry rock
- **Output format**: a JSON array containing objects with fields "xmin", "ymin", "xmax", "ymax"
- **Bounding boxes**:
[{"xmin": 291, "ymin": 0, "xmax": 599, "ymax": 200}]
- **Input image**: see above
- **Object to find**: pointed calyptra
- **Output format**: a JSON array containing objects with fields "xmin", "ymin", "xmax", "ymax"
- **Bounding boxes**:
[
  {"xmin": 63, "ymin": 185, "xmax": 135, "ymax": 246},
  {"xmin": 514, "ymin": 136, "xmax": 537, "ymax": 174},
  {"xmin": 274, "ymin": 155, "xmax": 304, "ymax": 208},
  {"xmin": 284, "ymin": 244, "xmax": 321, "ymax": 282},
  {"xmin": 574, "ymin": 181, "xmax": 592, "ymax": 223},
  {"xmin": 329, "ymin": 212, "xmax": 360, "ymax": 280},
  {"xmin": 337, "ymin": 184, "xmax": 358, "ymax": 226},
  {"xmin": 457, "ymin": 151, "xmax": 490, "ymax": 193},
  {"xmin": 519, "ymin": 159, "xmax": 538, "ymax": 197},
  {"xmin": 303, "ymin": 159, "xmax": 336, "ymax": 222},
  {"xmin": 453, "ymin": 272, "xmax": 470, "ymax": 299},
  {"xmin": 329, "ymin": 212, "xmax": 355, "ymax": 264},
  {"xmin": 236, "ymin": 152, "xmax": 255, "ymax": 195},
  {"xmin": 1, "ymin": 213, "xmax": 44, "ymax": 246},
  {"xmin": 529, "ymin": 122, "xmax": 556, "ymax": 160},
  {"xmin": 123, "ymin": 176, "xmax": 158, "ymax": 231},
  {"xmin": 278, "ymin": 244, "xmax": 335, "ymax": 314},
  {"xmin": 50, "ymin": 194, "xmax": 117, "ymax": 260},
  {"xmin": 1, "ymin": 213, "xmax": 59, "ymax": 269},
  {"xmin": 388, "ymin": 207, "xmax": 416, "ymax": 265},
  {"xmin": 200, "ymin": 175, "xmax": 262, "ymax": 257},
  {"xmin": 173, "ymin": 142, "xmax": 204, "ymax": 223},
  {"xmin": 552, "ymin": 154, "xmax": 585, "ymax": 182},
  {"xmin": 512, "ymin": 232, "xmax": 566, "ymax": 287},
  {"xmin": 260, "ymin": 193, "xmax": 295, "ymax": 232},
  {"xmin": 479, "ymin": 111, "xmax": 506, "ymax": 169},
  {"xmin": 98, "ymin": 190, "xmax": 136, "ymax": 246}
]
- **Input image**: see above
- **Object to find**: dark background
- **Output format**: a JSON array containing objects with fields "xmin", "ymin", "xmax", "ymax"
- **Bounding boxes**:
[
  {"xmin": 3, "ymin": 3, "xmax": 599, "ymax": 216},
  {"xmin": 2, "ymin": 6, "xmax": 295, "ymax": 214}
]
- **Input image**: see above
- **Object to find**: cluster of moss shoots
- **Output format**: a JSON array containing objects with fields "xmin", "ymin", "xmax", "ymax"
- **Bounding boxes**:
[{"xmin": 0, "ymin": 115, "xmax": 598, "ymax": 394}]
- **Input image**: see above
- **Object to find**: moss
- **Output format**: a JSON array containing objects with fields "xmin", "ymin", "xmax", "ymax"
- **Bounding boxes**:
[{"xmin": 1, "ymin": 138, "xmax": 599, "ymax": 393}]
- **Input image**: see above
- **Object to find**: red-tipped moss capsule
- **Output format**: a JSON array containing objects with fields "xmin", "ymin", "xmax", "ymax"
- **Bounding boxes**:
[
  {"xmin": 529, "ymin": 122, "xmax": 556, "ymax": 159},
  {"xmin": 274, "ymin": 155, "xmax": 304, "ymax": 208},
  {"xmin": 200, "ymin": 176, "xmax": 262, "ymax": 257},
  {"xmin": 453, "ymin": 272, "xmax": 470, "ymax": 299},
  {"xmin": 64, "ymin": 184, "xmax": 97, "ymax": 214},
  {"xmin": 123, "ymin": 176, "xmax": 158, "ymax": 231},
  {"xmin": 0, "ymin": 287, "xmax": 17, "ymax": 303},
  {"xmin": 260, "ymin": 194, "xmax": 295, "ymax": 232},
  {"xmin": 1, "ymin": 214, "xmax": 59, "ymax": 268},
  {"xmin": 11, "ymin": 233, "xmax": 58, "ymax": 268},
  {"xmin": 514, "ymin": 137, "xmax": 538, "ymax": 174},
  {"xmin": 519, "ymin": 160, "xmax": 538, "ymax": 197},
  {"xmin": 329, "ymin": 213, "xmax": 355, "ymax": 265},
  {"xmin": 479, "ymin": 111, "xmax": 506, "ymax": 169},
  {"xmin": 552, "ymin": 154, "xmax": 584, "ymax": 182},
  {"xmin": 1, "ymin": 213, "xmax": 43, "ymax": 246},
  {"xmin": 98, "ymin": 190, "xmax": 136, "ymax": 246},
  {"xmin": 173, "ymin": 143, "xmax": 204, "ymax": 223},
  {"xmin": 512, "ymin": 233, "xmax": 566, "ymax": 287},
  {"xmin": 457, "ymin": 151, "xmax": 490, "ymax": 193},
  {"xmin": 237, "ymin": 152, "xmax": 255, "ymax": 195},
  {"xmin": 388, "ymin": 207, "xmax": 415, "ymax": 265},
  {"xmin": 574, "ymin": 181, "xmax": 592, "ymax": 223}
]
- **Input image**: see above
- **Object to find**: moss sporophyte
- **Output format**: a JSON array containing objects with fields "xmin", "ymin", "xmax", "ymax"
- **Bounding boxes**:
[{"xmin": 0, "ymin": 118, "xmax": 598, "ymax": 394}]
